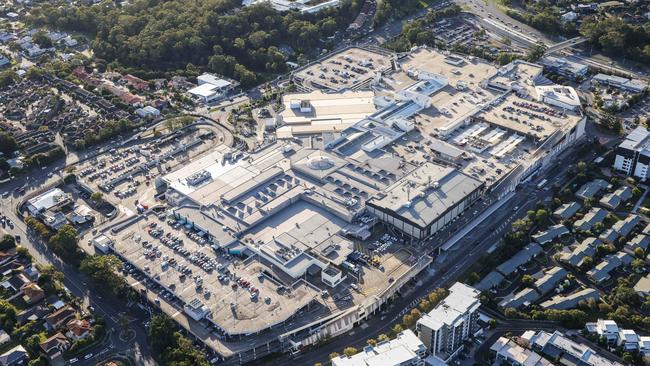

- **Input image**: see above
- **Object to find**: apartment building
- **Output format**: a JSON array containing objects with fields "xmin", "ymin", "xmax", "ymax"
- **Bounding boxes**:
[{"xmin": 416, "ymin": 283, "xmax": 480, "ymax": 363}]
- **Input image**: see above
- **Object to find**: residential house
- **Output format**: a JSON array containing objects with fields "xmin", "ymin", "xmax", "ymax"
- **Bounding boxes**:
[
  {"xmin": 618, "ymin": 329, "xmax": 639, "ymax": 351},
  {"xmin": 575, "ymin": 179, "xmax": 609, "ymax": 200},
  {"xmin": 586, "ymin": 319, "xmax": 619, "ymax": 345},
  {"xmin": 66, "ymin": 318, "xmax": 92, "ymax": 341},
  {"xmin": 20, "ymin": 282, "xmax": 45, "ymax": 305},
  {"xmin": 625, "ymin": 234, "xmax": 650, "ymax": 254},
  {"xmin": 499, "ymin": 288, "xmax": 540, "ymax": 309},
  {"xmin": 612, "ymin": 214, "xmax": 641, "ymax": 238},
  {"xmin": 0, "ymin": 330, "xmax": 10, "ymax": 347},
  {"xmin": 122, "ymin": 74, "xmax": 148, "ymax": 91},
  {"xmin": 496, "ymin": 243, "xmax": 543, "ymax": 276},
  {"xmin": 526, "ymin": 330, "xmax": 624, "ymax": 366},
  {"xmin": 553, "ymin": 202, "xmax": 581, "ymax": 220},
  {"xmin": 1, "ymin": 273, "xmax": 31, "ymax": 295},
  {"xmin": 540, "ymin": 288, "xmax": 599, "ymax": 310},
  {"xmin": 639, "ymin": 336, "xmax": 650, "ymax": 356},
  {"xmin": 45, "ymin": 305, "xmax": 76, "ymax": 331},
  {"xmin": 489, "ymin": 337, "xmax": 552, "ymax": 366},
  {"xmin": 560, "ymin": 238, "xmax": 599, "ymax": 267},
  {"xmin": 588, "ymin": 252, "xmax": 633, "ymax": 283},
  {"xmin": 475, "ymin": 271, "xmax": 505, "ymax": 291},
  {"xmin": 599, "ymin": 186, "xmax": 632, "ymax": 210},
  {"xmin": 534, "ymin": 267, "xmax": 568, "ymax": 295},
  {"xmin": 532, "ymin": 225, "xmax": 569, "ymax": 245},
  {"xmin": 40, "ymin": 332, "xmax": 70, "ymax": 361},
  {"xmin": 0, "ymin": 345, "xmax": 28, "ymax": 366},
  {"xmin": 16, "ymin": 305, "xmax": 50, "ymax": 326},
  {"xmin": 574, "ymin": 208, "xmax": 607, "ymax": 232},
  {"xmin": 599, "ymin": 228, "xmax": 619, "ymax": 244}
]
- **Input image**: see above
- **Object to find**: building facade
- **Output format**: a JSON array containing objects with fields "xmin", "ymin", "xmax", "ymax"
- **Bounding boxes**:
[{"xmin": 416, "ymin": 283, "xmax": 480, "ymax": 362}]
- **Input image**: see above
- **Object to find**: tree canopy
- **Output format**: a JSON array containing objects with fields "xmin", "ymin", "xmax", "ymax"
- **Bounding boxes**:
[
  {"xmin": 28, "ymin": 0, "xmax": 361, "ymax": 86},
  {"xmin": 48, "ymin": 224, "xmax": 83, "ymax": 263},
  {"xmin": 580, "ymin": 16, "xmax": 650, "ymax": 63},
  {"xmin": 148, "ymin": 314, "xmax": 209, "ymax": 365}
]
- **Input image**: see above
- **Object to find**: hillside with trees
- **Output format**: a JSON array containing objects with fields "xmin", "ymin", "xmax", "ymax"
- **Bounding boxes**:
[{"xmin": 28, "ymin": 0, "xmax": 361, "ymax": 87}]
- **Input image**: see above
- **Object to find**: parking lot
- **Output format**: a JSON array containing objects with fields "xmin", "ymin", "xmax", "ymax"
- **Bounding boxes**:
[
  {"xmin": 75, "ymin": 124, "xmax": 219, "ymax": 214},
  {"xmin": 113, "ymin": 211, "xmax": 320, "ymax": 336},
  {"xmin": 294, "ymin": 47, "xmax": 392, "ymax": 91}
]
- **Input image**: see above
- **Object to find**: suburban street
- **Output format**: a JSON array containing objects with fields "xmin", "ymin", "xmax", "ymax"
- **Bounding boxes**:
[{"xmin": 0, "ymin": 160, "xmax": 156, "ymax": 366}]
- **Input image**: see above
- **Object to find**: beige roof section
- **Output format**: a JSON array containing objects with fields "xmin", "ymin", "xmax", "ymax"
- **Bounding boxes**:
[{"xmin": 277, "ymin": 90, "xmax": 377, "ymax": 136}]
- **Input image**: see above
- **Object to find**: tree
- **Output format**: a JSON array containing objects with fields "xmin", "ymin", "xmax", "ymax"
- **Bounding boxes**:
[
  {"xmin": 391, "ymin": 324, "xmax": 403, "ymax": 335},
  {"xmin": 329, "ymin": 352, "xmax": 340, "ymax": 360},
  {"xmin": 635, "ymin": 247, "xmax": 645, "ymax": 258},
  {"xmin": 32, "ymin": 30, "xmax": 53, "ymax": 48},
  {"xmin": 90, "ymin": 192, "xmax": 103, "ymax": 203},
  {"xmin": 521, "ymin": 274, "xmax": 535, "ymax": 286},
  {"xmin": 377, "ymin": 334, "xmax": 389, "ymax": 342},
  {"xmin": 343, "ymin": 347, "xmax": 358, "ymax": 357},
  {"xmin": 37, "ymin": 264, "xmax": 64, "ymax": 295},
  {"xmin": 402, "ymin": 314, "xmax": 415, "ymax": 327},
  {"xmin": 367, "ymin": 338, "xmax": 377, "ymax": 347},
  {"xmin": 80, "ymin": 255, "xmax": 129, "ymax": 297},
  {"xmin": 526, "ymin": 43, "xmax": 547, "ymax": 62},
  {"xmin": 632, "ymin": 258, "xmax": 645, "ymax": 272},
  {"xmin": 149, "ymin": 315, "xmax": 177, "ymax": 354},
  {"xmin": 0, "ymin": 70, "xmax": 18, "ymax": 89},
  {"xmin": 27, "ymin": 356, "xmax": 48, "ymax": 366},
  {"xmin": 488, "ymin": 319, "xmax": 497, "ymax": 328},
  {"xmin": 24, "ymin": 334, "xmax": 44, "ymax": 357},
  {"xmin": 534, "ymin": 209, "xmax": 548, "ymax": 225},
  {"xmin": 0, "ymin": 235, "xmax": 16, "ymax": 251},
  {"xmin": 580, "ymin": 256, "xmax": 593, "ymax": 271},
  {"xmin": 0, "ymin": 133, "xmax": 19, "ymax": 155},
  {"xmin": 0, "ymin": 300, "xmax": 17, "ymax": 332},
  {"xmin": 48, "ymin": 224, "xmax": 82, "ymax": 263}
]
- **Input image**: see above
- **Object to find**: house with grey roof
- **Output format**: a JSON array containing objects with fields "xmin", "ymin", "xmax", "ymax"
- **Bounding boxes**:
[
  {"xmin": 534, "ymin": 266, "xmax": 568, "ymax": 295},
  {"xmin": 574, "ymin": 208, "xmax": 607, "ymax": 232},
  {"xmin": 526, "ymin": 330, "xmax": 624, "ymax": 366},
  {"xmin": 0, "ymin": 345, "xmax": 28, "ymax": 366},
  {"xmin": 612, "ymin": 214, "xmax": 641, "ymax": 238},
  {"xmin": 642, "ymin": 222, "xmax": 650, "ymax": 236},
  {"xmin": 553, "ymin": 202, "xmax": 581, "ymax": 220},
  {"xmin": 599, "ymin": 228, "xmax": 619, "ymax": 244},
  {"xmin": 587, "ymin": 252, "xmax": 633, "ymax": 283},
  {"xmin": 561, "ymin": 239, "xmax": 597, "ymax": 267},
  {"xmin": 496, "ymin": 243, "xmax": 543, "ymax": 276},
  {"xmin": 540, "ymin": 288, "xmax": 600, "ymax": 310},
  {"xmin": 475, "ymin": 271, "xmax": 505, "ymax": 291},
  {"xmin": 625, "ymin": 234, "xmax": 650, "ymax": 253},
  {"xmin": 499, "ymin": 288, "xmax": 541, "ymax": 309},
  {"xmin": 532, "ymin": 224, "xmax": 569, "ymax": 245},
  {"xmin": 599, "ymin": 186, "xmax": 632, "ymax": 210},
  {"xmin": 575, "ymin": 179, "xmax": 610, "ymax": 200}
]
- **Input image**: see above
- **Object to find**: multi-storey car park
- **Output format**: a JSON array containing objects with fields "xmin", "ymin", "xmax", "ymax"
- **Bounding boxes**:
[{"xmin": 84, "ymin": 45, "xmax": 587, "ymax": 363}]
